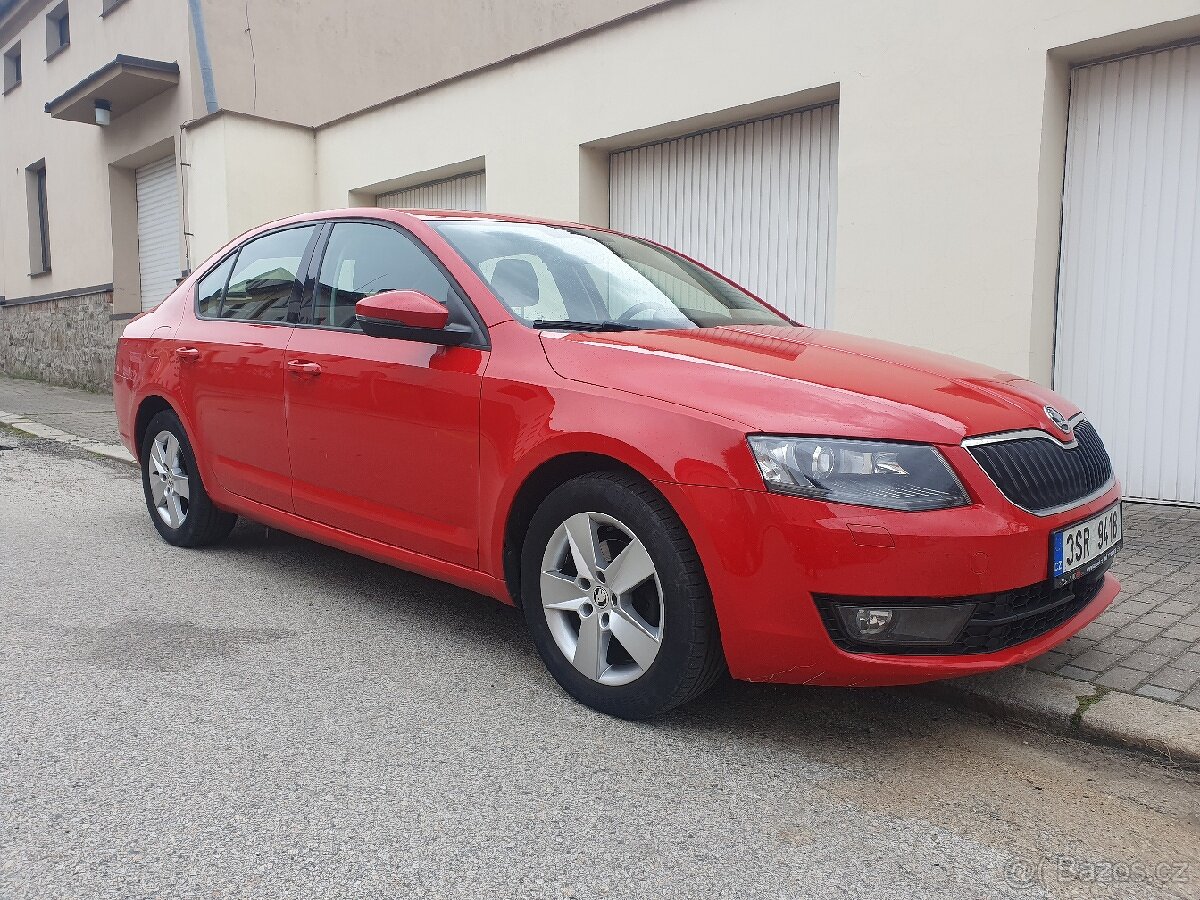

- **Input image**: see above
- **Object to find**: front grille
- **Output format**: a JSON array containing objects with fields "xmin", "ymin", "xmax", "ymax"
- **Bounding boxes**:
[
  {"xmin": 814, "ymin": 564, "xmax": 1109, "ymax": 656},
  {"xmin": 967, "ymin": 421, "xmax": 1113, "ymax": 515}
]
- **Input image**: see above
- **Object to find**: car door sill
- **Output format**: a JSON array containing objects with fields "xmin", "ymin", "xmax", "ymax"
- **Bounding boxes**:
[{"xmin": 218, "ymin": 492, "xmax": 509, "ymax": 604}]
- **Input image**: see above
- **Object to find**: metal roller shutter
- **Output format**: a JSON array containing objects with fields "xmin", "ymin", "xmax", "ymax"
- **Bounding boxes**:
[
  {"xmin": 609, "ymin": 103, "xmax": 839, "ymax": 326},
  {"xmin": 376, "ymin": 171, "xmax": 485, "ymax": 211},
  {"xmin": 134, "ymin": 156, "xmax": 182, "ymax": 311},
  {"xmin": 1055, "ymin": 45, "xmax": 1200, "ymax": 505}
]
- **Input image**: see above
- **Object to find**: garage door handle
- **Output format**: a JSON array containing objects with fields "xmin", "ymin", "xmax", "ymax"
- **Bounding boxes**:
[
  {"xmin": 175, "ymin": 347, "xmax": 200, "ymax": 362},
  {"xmin": 287, "ymin": 360, "xmax": 322, "ymax": 377}
]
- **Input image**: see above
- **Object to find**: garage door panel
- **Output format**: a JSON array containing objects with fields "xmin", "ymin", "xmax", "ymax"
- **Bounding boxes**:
[
  {"xmin": 135, "ymin": 157, "xmax": 182, "ymax": 312},
  {"xmin": 1055, "ymin": 45, "xmax": 1200, "ymax": 504},
  {"xmin": 610, "ymin": 104, "xmax": 838, "ymax": 327},
  {"xmin": 376, "ymin": 172, "xmax": 485, "ymax": 211}
]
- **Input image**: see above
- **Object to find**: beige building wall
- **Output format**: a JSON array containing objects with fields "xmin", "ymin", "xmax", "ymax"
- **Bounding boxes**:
[
  {"xmin": 1, "ymin": 0, "xmax": 662, "ymax": 304},
  {"xmin": 307, "ymin": 0, "xmax": 1200, "ymax": 383},
  {"xmin": 183, "ymin": 113, "xmax": 316, "ymax": 262},
  {"xmin": 5, "ymin": 0, "xmax": 1200, "ymax": 392},
  {"xmin": 0, "ymin": 0, "xmax": 201, "ymax": 306},
  {"xmin": 198, "ymin": 0, "xmax": 666, "ymax": 127},
  {"xmin": 0, "ymin": 0, "xmax": 680, "ymax": 389}
]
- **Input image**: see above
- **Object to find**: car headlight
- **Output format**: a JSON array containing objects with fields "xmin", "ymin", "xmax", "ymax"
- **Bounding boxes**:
[{"xmin": 747, "ymin": 436, "xmax": 969, "ymax": 511}]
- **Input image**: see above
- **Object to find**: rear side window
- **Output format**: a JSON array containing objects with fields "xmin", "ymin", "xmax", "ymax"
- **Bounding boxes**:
[
  {"xmin": 203, "ymin": 226, "xmax": 316, "ymax": 323},
  {"xmin": 196, "ymin": 254, "xmax": 234, "ymax": 318},
  {"xmin": 313, "ymin": 222, "xmax": 458, "ymax": 330}
]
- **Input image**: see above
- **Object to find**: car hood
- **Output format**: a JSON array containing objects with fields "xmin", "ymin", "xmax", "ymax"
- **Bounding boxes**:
[{"xmin": 539, "ymin": 325, "xmax": 1077, "ymax": 445}]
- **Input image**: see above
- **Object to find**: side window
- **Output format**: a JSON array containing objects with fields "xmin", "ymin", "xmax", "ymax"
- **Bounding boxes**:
[
  {"xmin": 314, "ymin": 222, "xmax": 457, "ymax": 330},
  {"xmin": 218, "ymin": 226, "xmax": 316, "ymax": 323},
  {"xmin": 196, "ymin": 253, "xmax": 235, "ymax": 318}
]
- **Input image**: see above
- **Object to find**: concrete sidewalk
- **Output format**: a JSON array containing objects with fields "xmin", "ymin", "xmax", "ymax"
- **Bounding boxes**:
[
  {"xmin": 0, "ymin": 375, "xmax": 130, "ymax": 463},
  {"xmin": 2, "ymin": 373, "xmax": 1198, "ymax": 764},
  {"xmin": 0, "ymin": 374, "xmax": 122, "ymax": 445}
]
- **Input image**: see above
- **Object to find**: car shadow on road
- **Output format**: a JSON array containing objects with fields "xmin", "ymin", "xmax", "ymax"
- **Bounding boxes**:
[
  {"xmin": 158, "ymin": 517, "xmax": 1200, "ymax": 845},
  {"xmin": 200, "ymin": 523, "xmax": 1200, "ymax": 781},
  {"xmin": 201, "ymin": 519, "xmax": 1053, "ymax": 764}
]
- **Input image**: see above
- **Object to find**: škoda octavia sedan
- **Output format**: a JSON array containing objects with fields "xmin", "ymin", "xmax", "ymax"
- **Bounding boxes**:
[{"xmin": 115, "ymin": 209, "xmax": 1122, "ymax": 718}]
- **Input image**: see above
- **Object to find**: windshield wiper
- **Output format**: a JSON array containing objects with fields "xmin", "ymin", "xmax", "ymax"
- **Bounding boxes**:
[{"xmin": 530, "ymin": 319, "xmax": 642, "ymax": 332}]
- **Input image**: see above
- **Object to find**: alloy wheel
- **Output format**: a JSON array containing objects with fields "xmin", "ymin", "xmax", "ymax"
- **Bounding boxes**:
[
  {"xmin": 540, "ymin": 511, "xmax": 664, "ymax": 686},
  {"xmin": 148, "ymin": 429, "xmax": 190, "ymax": 529}
]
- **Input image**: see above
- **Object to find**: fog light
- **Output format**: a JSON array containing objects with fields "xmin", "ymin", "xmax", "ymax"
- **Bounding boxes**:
[
  {"xmin": 835, "ymin": 603, "xmax": 975, "ymax": 647},
  {"xmin": 855, "ymin": 608, "xmax": 893, "ymax": 636}
]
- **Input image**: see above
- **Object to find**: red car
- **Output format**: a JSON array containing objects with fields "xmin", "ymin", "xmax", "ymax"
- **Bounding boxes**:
[{"xmin": 114, "ymin": 209, "xmax": 1123, "ymax": 718}]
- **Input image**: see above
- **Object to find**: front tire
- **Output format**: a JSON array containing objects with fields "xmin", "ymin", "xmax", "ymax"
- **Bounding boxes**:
[
  {"xmin": 140, "ymin": 409, "xmax": 237, "ymax": 547},
  {"xmin": 521, "ymin": 471, "xmax": 725, "ymax": 719}
]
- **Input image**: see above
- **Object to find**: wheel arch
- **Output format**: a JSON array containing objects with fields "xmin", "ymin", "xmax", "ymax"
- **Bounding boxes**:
[
  {"xmin": 502, "ymin": 452, "xmax": 658, "ymax": 607},
  {"xmin": 133, "ymin": 395, "xmax": 176, "ymax": 462}
]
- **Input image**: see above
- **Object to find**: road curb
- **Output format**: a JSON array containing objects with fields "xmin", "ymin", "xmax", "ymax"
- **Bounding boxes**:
[
  {"xmin": 0, "ymin": 409, "xmax": 135, "ymax": 464},
  {"xmin": 923, "ymin": 668, "xmax": 1200, "ymax": 769}
]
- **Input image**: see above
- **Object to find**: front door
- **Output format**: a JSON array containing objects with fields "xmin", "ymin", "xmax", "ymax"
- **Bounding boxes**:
[
  {"xmin": 284, "ymin": 221, "xmax": 487, "ymax": 568},
  {"xmin": 173, "ymin": 224, "xmax": 319, "ymax": 511}
]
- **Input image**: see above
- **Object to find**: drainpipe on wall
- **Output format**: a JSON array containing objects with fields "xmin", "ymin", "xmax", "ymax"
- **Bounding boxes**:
[{"xmin": 187, "ymin": 0, "xmax": 218, "ymax": 115}]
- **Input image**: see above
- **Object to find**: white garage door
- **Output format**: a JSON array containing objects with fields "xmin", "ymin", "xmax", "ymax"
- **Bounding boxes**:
[
  {"xmin": 609, "ymin": 103, "xmax": 839, "ymax": 327},
  {"xmin": 1055, "ymin": 45, "xmax": 1200, "ymax": 505},
  {"xmin": 376, "ymin": 171, "xmax": 485, "ymax": 211},
  {"xmin": 134, "ymin": 157, "xmax": 182, "ymax": 312}
]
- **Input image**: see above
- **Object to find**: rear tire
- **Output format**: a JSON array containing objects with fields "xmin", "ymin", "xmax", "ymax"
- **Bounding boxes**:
[
  {"xmin": 521, "ymin": 471, "xmax": 725, "ymax": 719},
  {"xmin": 140, "ymin": 409, "xmax": 237, "ymax": 548}
]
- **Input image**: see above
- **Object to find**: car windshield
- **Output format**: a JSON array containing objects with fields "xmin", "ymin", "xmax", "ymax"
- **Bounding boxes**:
[{"xmin": 430, "ymin": 219, "xmax": 792, "ymax": 331}]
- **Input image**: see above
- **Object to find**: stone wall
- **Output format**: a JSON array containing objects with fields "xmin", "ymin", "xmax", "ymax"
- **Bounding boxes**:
[{"xmin": 0, "ymin": 291, "xmax": 119, "ymax": 393}]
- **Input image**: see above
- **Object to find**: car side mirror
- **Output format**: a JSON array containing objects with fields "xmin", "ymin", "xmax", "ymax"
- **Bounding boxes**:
[{"xmin": 355, "ymin": 290, "xmax": 472, "ymax": 345}]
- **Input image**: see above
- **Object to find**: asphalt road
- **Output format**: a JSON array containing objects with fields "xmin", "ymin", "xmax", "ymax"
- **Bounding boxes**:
[{"xmin": 2, "ymin": 431, "xmax": 1199, "ymax": 900}]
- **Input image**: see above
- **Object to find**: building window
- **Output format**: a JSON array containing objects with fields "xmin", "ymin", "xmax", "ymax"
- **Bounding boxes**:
[
  {"xmin": 101, "ymin": 0, "xmax": 129, "ymax": 16},
  {"xmin": 26, "ymin": 161, "xmax": 52, "ymax": 275},
  {"xmin": 46, "ymin": 3, "xmax": 70, "ymax": 59},
  {"xmin": 2, "ymin": 42, "xmax": 20, "ymax": 93}
]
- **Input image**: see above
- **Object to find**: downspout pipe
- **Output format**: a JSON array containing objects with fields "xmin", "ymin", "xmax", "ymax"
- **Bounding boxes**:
[{"xmin": 187, "ymin": 0, "xmax": 218, "ymax": 114}]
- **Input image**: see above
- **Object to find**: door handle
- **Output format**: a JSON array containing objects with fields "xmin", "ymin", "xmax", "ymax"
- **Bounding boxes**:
[
  {"xmin": 175, "ymin": 347, "xmax": 200, "ymax": 362},
  {"xmin": 287, "ymin": 360, "xmax": 322, "ymax": 377}
]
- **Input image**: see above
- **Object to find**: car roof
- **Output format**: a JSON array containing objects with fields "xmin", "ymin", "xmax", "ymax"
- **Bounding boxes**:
[{"xmin": 252, "ymin": 207, "xmax": 596, "ymax": 233}]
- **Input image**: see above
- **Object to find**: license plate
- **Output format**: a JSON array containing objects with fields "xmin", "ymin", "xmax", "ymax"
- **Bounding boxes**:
[{"xmin": 1051, "ymin": 502, "xmax": 1122, "ymax": 584}]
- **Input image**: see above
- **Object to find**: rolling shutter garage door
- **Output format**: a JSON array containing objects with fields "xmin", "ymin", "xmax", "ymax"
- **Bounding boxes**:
[
  {"xmin": 134, "ymin": 157, "xmax": 182, "ymax": 311},
  {"xmin": 1055, "ymin": 45, "xmax": 1200, "ymax": 504},
  {"xmin": 376, "ymin": 172, "xmax": 485, "ymax": 211},
  {"xmin": 609, "ymin": 103, "xmax": 838, "ymax": 326}
]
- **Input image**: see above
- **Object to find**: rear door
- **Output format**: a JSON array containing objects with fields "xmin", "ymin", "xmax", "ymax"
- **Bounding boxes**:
[
  {"xmin": 284, "ymin": 220, "xmax": 488, "ymax": 567},
  {"xmin": 173, "ymin": 224, "xmax": 320, "ymax": 511}
]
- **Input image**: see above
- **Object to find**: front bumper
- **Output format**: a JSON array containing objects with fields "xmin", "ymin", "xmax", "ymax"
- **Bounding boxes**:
[
  {"xmin": 813, "ymin": 564, "xmax": 1110, "ymax": 655},
  {"xmin": 661, "ymin": 459, "xmax": 1122, "ymax": 687}
]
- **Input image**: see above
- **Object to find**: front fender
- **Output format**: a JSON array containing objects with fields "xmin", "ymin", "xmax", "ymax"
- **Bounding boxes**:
[{"xmin": 477, "ymin": 364, "xmax": 761, "ymax": 583}]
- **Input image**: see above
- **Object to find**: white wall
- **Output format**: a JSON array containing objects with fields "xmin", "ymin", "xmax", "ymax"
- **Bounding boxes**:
[{"xmin": 308, "ymin": 0, "xmax": 1200, "ymax": 382}]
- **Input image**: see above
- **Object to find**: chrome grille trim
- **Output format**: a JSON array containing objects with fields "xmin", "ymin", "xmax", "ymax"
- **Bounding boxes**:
[
  {"xmin": 961, "ymin": 411, "xmax": 1087, "ymax": 451},
  {"xmin": 963, "ymin": 416, "xmax": 1115, "ymax": 517}
]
